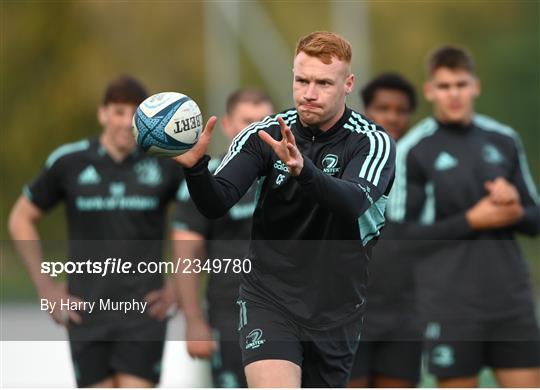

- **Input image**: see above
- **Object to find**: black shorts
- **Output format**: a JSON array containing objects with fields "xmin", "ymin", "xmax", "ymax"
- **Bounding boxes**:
[
  {"xmin": 349, "ymin": 309, "xmax": 422, "ymax": 383},
  {"xmin": 424, "ymin": 313, "xmax": 540, "ymax": 379},
  {"xmin": 68, "ymin": 319, "xmax": 166, "ymax": 387},
  {"xmin": 209, "ymin": 302, "xmax": 248, "ymax": 388},
  {"xmin": 350, "ymin": 341, "xmax": 422, "ymax": 383},
  {"xmin": 237, "ymin": 296, "xmax": 362, "ymax": 387}
]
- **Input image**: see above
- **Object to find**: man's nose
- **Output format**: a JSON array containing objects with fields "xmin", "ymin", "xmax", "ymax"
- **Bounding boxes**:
[
  {"xmin": 387, "ymin": 111, "xmax": 400, "ymax": 124},
  {"xmin": 304, "ymin": 83, "xmax": 317, "ymax": 101},
  {"xmin": 448, "ymin": 86, "xmax": 460, "ymax": 98}
]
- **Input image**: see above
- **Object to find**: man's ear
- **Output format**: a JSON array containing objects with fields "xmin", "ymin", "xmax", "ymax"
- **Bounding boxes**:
[
  {"xmin": 473, "ymin": 77, "xmax": 481, "ymax": 98},
  {"xmin": 97, "ymin": 105, "xmax": 107, "ymax": 127},
  {"xmin": 424, "ymin": 81, "xmax": 434, "ymax": 103},
  {"xmin": 221, "ymin": 115, "xmax": 235, "ymax": 139},
  {"xmin": 221, "ymin": 116, "xmax": 229, "ymax": 133},
  {"xmin": 345, "ymin": 73, "xmax": 355, "ymax": 95}
]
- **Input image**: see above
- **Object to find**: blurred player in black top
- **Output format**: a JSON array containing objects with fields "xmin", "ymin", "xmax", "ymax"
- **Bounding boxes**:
[
  {"xmin": 172, "ymin": 88, "xmax": 273, "ymax": 387},
  {"xmin": 8, "ymin": 76, "xmax": 182, "ymax": 388},
  {"xmin": 173, "ymin": 32, "xmax": 396, "ymax": 387},
  {"xmin": 387, "ymin": 46, "xmax": 540, "ymax": 387},
  {"xmin": 348, "ymin": 73, "xmax": 421, "ymax": 388}
]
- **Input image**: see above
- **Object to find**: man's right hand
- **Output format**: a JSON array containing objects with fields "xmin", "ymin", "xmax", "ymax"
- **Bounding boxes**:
[
  {"xmin": 485, "ymin": 177, "xmax": 520, "ymax": 205},
  {"xmin": 38, "ymin": 282, "xmax": 83, "ymax": 326},
  {"xmin": 466, "ymin": 196, "xmax": 524, "ymax": 230},
  {"xmin": 173, "ymin": 116, "xmax": 217, "ymax": 168},
  {"xmin": 185, "ymin": 316, "xmax": 217, "ymax": 359}
]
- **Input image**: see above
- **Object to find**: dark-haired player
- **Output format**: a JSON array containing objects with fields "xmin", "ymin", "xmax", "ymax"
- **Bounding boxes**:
[
  {"xmin": 173, "ymin": 31, "xmax": 396, "ymax": 387},
  {"xmin": 171, "ymin": 88, "xmax": 273, "ymax": 387},
  {"xmin": 8, "ymin": 75, "xmax": 182, "ymax": 388},
  {"xmin": 387, "ymin": 46, "xmax": 540, "ymax": 387},
  {"xmin": 348, "ymin": 73, "xmax": 421, "ymax": 388}
]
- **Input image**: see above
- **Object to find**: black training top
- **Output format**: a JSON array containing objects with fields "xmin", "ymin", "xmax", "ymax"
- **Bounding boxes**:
[
  {"xmin": 172, "ymin": 156, "xmax": 256, "ymax": 307},
  {"xmin": 183, "ymin": 107, "xmax": 396, "ymax": 329},
  {"xmin": 387, "ymin": 114, "xmax": 540, "ymax": 321},
  {"xmin": 25, "ymin": 137, "xmax": 183, "ymax": 303}
]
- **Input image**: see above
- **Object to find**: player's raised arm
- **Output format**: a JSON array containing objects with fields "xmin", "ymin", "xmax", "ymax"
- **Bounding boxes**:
[{"xmin": 174, "ymin": 116, "xmax": 268, "ymax": 219}]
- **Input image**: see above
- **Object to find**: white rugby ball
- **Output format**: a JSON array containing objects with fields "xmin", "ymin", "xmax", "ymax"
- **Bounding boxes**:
[{"xmin": 132, "ymin": 92, "xmax": 203, "ymax": 157}]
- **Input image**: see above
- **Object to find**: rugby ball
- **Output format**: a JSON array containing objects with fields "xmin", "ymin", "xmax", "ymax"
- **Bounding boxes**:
[{"xmin": 132, "ymin": 92, "xmax": 203, "ymax": 157}]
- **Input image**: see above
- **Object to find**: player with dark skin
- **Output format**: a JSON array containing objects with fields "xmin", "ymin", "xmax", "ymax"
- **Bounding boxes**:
[
  {"xmin": 364, "ymin": 76, "xmax": 414, "ymax": 142},
  {"xmin": 348, "ymin": 73, "xmax": 418, "ymax": 388}
]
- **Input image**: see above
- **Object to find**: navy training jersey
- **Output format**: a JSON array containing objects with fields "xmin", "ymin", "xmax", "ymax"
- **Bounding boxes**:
[
  {"xmin": 183, "ymin": 107, "xmax": 396, "ymax": 329},
  {"xmin": 25, "ymin": 137, "xmax": 184, "ymax": 304},
  {"xmin": 173, "ymin": 156, "xmax": 256, "ymax": 306},
  {"xmin": 387, "ymin": 114, "xmax": 540, "ymax": 321}
]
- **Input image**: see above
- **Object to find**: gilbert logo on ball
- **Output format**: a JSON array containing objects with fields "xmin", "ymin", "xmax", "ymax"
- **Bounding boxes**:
[{"xmin": 132, "ymin": 92, "xmax": 203, "ymax": 157}]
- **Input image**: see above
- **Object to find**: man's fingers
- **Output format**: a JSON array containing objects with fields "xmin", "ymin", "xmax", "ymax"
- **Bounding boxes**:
[
  {"xmin": 201, "ymin": 116, "xmax": 217, "ymax": 140},
  {"xmin": 194, "ymin": 116, "xmax": 217, "ymax": 149},
  {"xmin": 259, "ymin": 130, "xmax": 279, "ymax": 149},
  {"xmin": 277, "ymin": 116, "xmax": 296, "ymax": 146},
  {"xmin": 284, "ymin": 127, "xmax": 296, "ymax": 146},
  {"xmin": 54, "ymin": 310, "xmax": 69, "ymax": 325},
  {"xmin": 493, "ymin": 176, "xmax": 507, "ymax": 185},
  {"xmin": 277, "ymin": 116, "xmax": 288, "ymax": 141},
  {"xmin": 149, "ymin": 302, "xmax": 167, "ymax": 320},
  {"xmin": 187, "ymin": 341, "xmax": 214, "ymax": 359},
  {"xmin": 144, "ymin": 290, "xmax": 161, "ymax": 304},
  {"xmin": 286, "ymin": 143, "xmax": 297, "ymax": 156},
  {"xmin": 68, "ymin": 310, "xmax": 82, "ymax": 325},
  {"xmin": 277, "ymin": 116, "xmax": 288, "ymax": 133},
  {"xmin": 66, "ymin": 294, "xmax": 84, "ymax": 304}
]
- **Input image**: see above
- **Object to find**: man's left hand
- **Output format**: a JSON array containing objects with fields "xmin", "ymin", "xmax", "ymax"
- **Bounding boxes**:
[
  {"xmin": 259, "ymin": 116, "xmax": 304, "ymax": 176},
  {"xmin": 145, "ymin": 278, "xmax": 178, "ymax": 321}
]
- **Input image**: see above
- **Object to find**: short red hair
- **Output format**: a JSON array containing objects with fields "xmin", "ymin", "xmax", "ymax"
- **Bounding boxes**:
[{"xmin": 295, "ymin": 31, "xmax": 352, "ymax": 65}]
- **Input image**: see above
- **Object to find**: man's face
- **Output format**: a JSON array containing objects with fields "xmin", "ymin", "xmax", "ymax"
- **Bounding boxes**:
[
  {"xmin": 365, "ymin": 89, "xmax": 412, "ymax": 141},
  {"xmin": 98, "ymin": 103, "xmax": 137, "ymax": 151},
  {"xmin": 293, "ymin": 51, "xmax": 354, "ymax": 131},
  {"xmin": 424, "ymin": 67, "xmax": 480, "ymax": 124},
  {"xmin": 222, "ymin": 101, "xmax": 274, "ymax": 138}
]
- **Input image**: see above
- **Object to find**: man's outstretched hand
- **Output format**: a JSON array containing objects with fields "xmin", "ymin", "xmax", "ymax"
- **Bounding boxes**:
[
  {"xmin": 259, "ymin": 116, "xmax": 304, "ymax": 176},
  {"xmin": 173, "ymin": 116, "xmax": 218, "ymax": 168}
]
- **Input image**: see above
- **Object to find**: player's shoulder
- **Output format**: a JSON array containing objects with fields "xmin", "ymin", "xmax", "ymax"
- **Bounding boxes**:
[
  {"xmin": 227, "ymin": 108, "xmax": 298, "ymax": 146},
  {"xmin": 44, "ymin": 138, "xmax": 94, "ymax": 169},
  {"xmin": 345, "ymin": 109, "xmax": 393, "ymax": 148},
  {"xmin": 473, "ymin": 113, "xmax": 520, "ymax": 142},
  {"xmin": 396, "ymin": 116, "xmax": 439, "ymax": 155},
  {"xmin": 345, "ymin": 109, "xmax": 384, "ymax": 135}
]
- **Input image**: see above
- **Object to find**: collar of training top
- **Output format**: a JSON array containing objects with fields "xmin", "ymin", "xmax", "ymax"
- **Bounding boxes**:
[
  {"xmin": 95, "ymin": 138, "xmax": 142, "ymax": 165},
  {"xmin": 294, "ymin": 106, "xmax": 352, "ymax": 142},
  {"xmin": 435, "ymin": 117, "xmax": 475, "ymax": 133}
]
